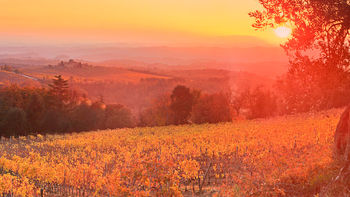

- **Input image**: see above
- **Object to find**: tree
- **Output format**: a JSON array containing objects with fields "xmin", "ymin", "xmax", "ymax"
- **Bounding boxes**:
[
  {"xmin": 0, "ymin": 107, "xmax": 28, "ymax": 137},
  {"xmin": 40, "ymin": 110, "xmax": 72, "ymax": 133},
  {"xmin": 192, "ymin": 93, "xmax": 232, "ymax": 124},
  {"xmin": 48, "ymin": 75, "xmax": 70, "ymax": 109},
  {"xmin": 70, "ymin": 101, "xmax": 98, "ymax": 132},
  {"xmin": 250, "ymin": 0, "xmax": 349, "ymax": 58},
  {"xmin": 25, "ymin": 92, "xmax": 45, "ymax": 132},
  {"xmin": 247, "ymin": 87, "xmax": 277, "ymax": 119},
  {"xmin": 170, "ymin": 85, "xmax": 196, "ymax": 125},
  {"xmin": 231, "ymin": 88, "xmax": 250, "ymax": 117},
  {"xmin": 139, "ymin": 95, "xmax": 173, "ymax": 127},
  {"xmin": 90, "ymin": 101, "xmax": 106, "ymax": 129},
  {"xmin": 250, "ymin": 0, "xmax": 350, "ymax": 111},
  {"xmin": 104, "ymin": 104, "xmax": 134, "ymax": 129},
  {"xmin": 0, "ymin": 85, "xmax": 26, "ymax": 110}
]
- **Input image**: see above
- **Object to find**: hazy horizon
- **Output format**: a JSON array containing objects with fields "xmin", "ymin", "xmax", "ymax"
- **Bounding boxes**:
[{"xmin": 0, "ymin": 0, "xmax": 289, "ymax": 48}]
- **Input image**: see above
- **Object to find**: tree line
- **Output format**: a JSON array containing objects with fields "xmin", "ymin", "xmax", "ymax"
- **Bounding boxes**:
[
  {"xmin": 139, "ymin": 85, "xmax": 278, "ymax": 127},
  {"xmin": 0, "ymin": 75, "xmax": 134, "ymax": 137},
  {"xmin": 250, "ymin": 0, "xmax": 350, "ymax": 114},
  {"xmin": 0, "ymin": 74, "xmax": 280, "ymax": 137},
  {"xmin": 4, "ymin": 65, "xmax": 349, "ymax": 137}
]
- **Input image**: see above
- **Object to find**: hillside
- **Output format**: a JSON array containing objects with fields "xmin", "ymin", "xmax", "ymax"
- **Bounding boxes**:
[
  {"xmin": 0, "ymin": 70, "xmax": 40, "ymax": 87},
  {"xmin": 0, "ymin": 44, "xmax": 288, "ymax": 78},
  {"xmin": 0, "ymin": 60, "xmax": 275, "ymax": 116},
  {"xmin": 165, "ymin": 69, "xmax": 275, "ymax": 88},
  {"xmin": 21, "ymin": 60, "xmax": 170, "ymax": 83},
  {"xmin": 0, "ymin": 108, "xmax": 342, "ymax": 196}
]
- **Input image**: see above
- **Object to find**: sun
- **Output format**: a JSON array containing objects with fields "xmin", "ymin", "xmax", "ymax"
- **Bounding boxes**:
[{"xmin": 274, "ymin": 26, "xmax": 292, "ymax": 38}]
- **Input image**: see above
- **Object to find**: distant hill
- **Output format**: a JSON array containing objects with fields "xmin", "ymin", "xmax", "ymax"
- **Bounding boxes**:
[
  {"xmin": 0, "ymin": 44, "xmax": 288, "ymax": 76},
  {"xmin": 160, "ymin": 69, "xmax": 275, "ymax": 97},
  {"xmin": 21, "ymin": 59, "xmax": 170, "ymax": 83},
  {"xmin": 0, "ymin": 70, "xmax": 40, "ymax": 87},
  {"xmin": 81, "ymin": 46, "xmax": 287, "ymax": 65},
  {"xmin": 0, "ymin": 57, "xmax": 59, "ymax": 68},
  {"xmin": 0, "ymin": 59, "xmax": 278, "ymax": 115}
]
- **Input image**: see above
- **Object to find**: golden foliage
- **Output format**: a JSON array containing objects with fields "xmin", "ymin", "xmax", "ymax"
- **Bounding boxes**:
[{"xmin": 0, "ymin": 108, "xmax": 342, "ymax": 196}]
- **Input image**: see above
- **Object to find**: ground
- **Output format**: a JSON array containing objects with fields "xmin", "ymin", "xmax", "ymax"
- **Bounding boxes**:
[{"xmin": 0, "ymin": 108, "xmax": 343, "ymax": 196}]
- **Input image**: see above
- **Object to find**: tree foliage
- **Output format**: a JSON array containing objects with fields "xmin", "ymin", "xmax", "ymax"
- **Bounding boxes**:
[
  {"xmin": 250, "ymin": 0, "xmax": 349, "ymax": 56},
  {"xmin": 248, "ymin": 87, "xmax": 277, "ymax": 119},
  {"xmin": 0, "ymin": 78, "xmax": 135, "ymax": 137},
  {"xmin": 170, "ymin": 85, "xmax": 197, "ymax": 125},
  {"xmin": 48, "ymin": 75, "xmax": 70, "ymax": 106},
  {"xmin": 250, "ymin": 0, "xmax": 350, "ymax": 112},
  {"xmin": 139, "ymin": 95, "xmax": 173, "ymax": 127},
  {"xmin": 192, "ymin": 93, "xmax": 232, "ymax": 124},
  {"xmin": 104, "ymin": 104, "xmax": 135, "ymax": 129},
  {"xmin": 0, "ymin": 107, "xmax": 27, "ymax": 136}
]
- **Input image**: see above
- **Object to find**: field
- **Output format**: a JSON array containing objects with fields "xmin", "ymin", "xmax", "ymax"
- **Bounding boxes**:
[
  {"xmin": 0, "ymin": 108, "xmax": 342, "ymax": 196},
  {"xmin": 0, "ymin": 71, "xmax": 40, "ymax": 87},
  {"xmin": 23, "ymin": 66, "xmax": 170, "ymax": 84}
]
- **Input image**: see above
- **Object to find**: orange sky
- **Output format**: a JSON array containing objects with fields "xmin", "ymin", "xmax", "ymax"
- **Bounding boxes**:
[{"xmin": 0, "ymin": 0, "xmax": 285, "ymax": 46}]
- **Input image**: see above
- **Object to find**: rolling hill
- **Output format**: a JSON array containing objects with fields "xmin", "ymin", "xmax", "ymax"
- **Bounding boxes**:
[
  {"xmin": 0, "ymin": 59, "xmax": 277, "ymax": 115},
  {"xmin": 21, "ymin": 60, "xmax": 170, "ymax": 83},
  {"xmin": 0, "ymin": 70, "xmax": 40, "ymax": 87}
]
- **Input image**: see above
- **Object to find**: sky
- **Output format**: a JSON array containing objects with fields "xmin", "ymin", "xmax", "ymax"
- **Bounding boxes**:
[{"xmin": 0, "ymin": 0, "xmax": 286, "ymax": 47}]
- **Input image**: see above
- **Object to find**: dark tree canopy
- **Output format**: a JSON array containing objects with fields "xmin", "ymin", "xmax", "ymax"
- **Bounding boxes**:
[
  {"xmin": 191, "ymin": 93, "xmax": 232, "ymax": 124},
  {"xmin": 251, "ymin": 0, "xmax": 350, "ymax": 112},
  {"xmin": 170, "ymin": 85, "xmax": 196, "ymax": 125},
  {"xmin": 250, "ymin": 0, "xmax": 350, "ymax": 65},
  {"xmin": 104, "ymin": 104, "xmax": 135, "ymax": 129},
  {"xmin": 0, "ymin": 80, "xmax": 135, "ymax": 137},
  {"xmin": 0, "ymin": 107, "xmax": 28, "ymax": 136},
  {"xmin": 49, "ymin": 75, "xmax": 70, "ymax": 106}
]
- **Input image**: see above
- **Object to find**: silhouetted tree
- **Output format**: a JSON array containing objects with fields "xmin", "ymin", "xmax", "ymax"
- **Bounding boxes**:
[
  {"xmin": 170, "ymin": 85, "xmax": 196, "ymax": 125},
  {"xmin": 0, "ymin": 85, "xmax": 25, "ymax": 109},
  {"xmin": 0, "ymin": 80, "xmax": 136, "ymax": 137},
  {"xmin": 139, "ymin": 95, "xmax": 173, "ymax": 127},
  {"xmin": 248, "ymin": 87, "xmax": 277, "ymax": 119},
  {"xmin": 250, "ymin": 0, "xmax": 349, "ymax": 60},
  {"xmin": 90, "ymin": 101, "xmax": 106, "ymax": 129},
  {"xmin": 231, "ymin": 88, "xmax": 250, "ymax": 117},
  {"xmin": 40, "ymin": 110, "xmax": 72, "ymax": 133},
  {"xmin": 25, "ymin": 92, "xmax": 45, "ymax": 132},
  {"xmin": 0, "ymin": 107, "xmax": 27, "ymax": 137},
  {"xmin": 48, "ymin": 75, "xmax": 70, "ymax": 109},
  {"xmin": 192, "ymin": 93, "xmax": 232, "ymax": 124},
  {"xmin": 70, "ymin": 101, "xmax": 97, "ymax": 131},
  {"xmin": 250, "ymin": 0, "xmax": 350, "ymax": 111},
  {"xmin": 105, "ymin": 104, "xmax": 134, "ymax": 129}
]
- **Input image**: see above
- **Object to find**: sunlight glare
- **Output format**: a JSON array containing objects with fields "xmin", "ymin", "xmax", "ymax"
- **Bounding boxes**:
[{"xmin": 274, "ymin": 26, "xmax": 292, "ymax": 38}]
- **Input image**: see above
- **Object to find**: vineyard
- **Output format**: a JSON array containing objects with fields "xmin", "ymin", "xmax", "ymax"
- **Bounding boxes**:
[{"xmin": 0, "ymin": 108, "xmax": 342, "ymax": 196}]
